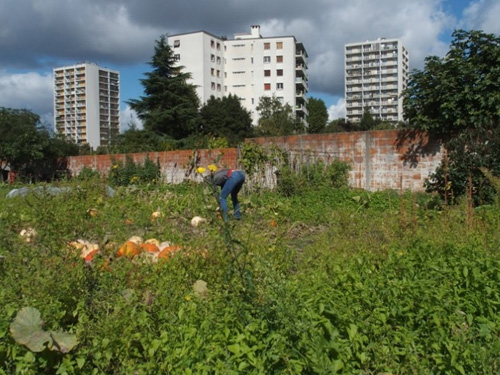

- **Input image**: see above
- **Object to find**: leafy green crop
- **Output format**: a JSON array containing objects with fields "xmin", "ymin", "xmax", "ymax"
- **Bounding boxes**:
[{"xmin": 0, "ymin": 178, "xmax": 499, "ymax": 374}]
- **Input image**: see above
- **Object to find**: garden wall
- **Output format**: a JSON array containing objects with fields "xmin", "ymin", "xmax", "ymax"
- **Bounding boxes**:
[{"xmin": 66, "ymin": 130, "xmax": 443, "ymax": 192}]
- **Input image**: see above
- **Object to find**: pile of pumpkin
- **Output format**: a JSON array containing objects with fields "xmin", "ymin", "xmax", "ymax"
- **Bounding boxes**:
[{"xmin": 68, "ymin": 236, "xmax": 182, "ymax": 264}]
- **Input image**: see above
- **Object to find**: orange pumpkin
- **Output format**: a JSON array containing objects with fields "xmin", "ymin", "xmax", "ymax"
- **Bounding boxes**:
[
  {"xmin": 117, "ymin": 241, "xmax": 140, "ymax": 258},
  {"xmin": 139, "ymin": 243, "xmax": 160, "ymax": 254},
  {"xmin": 158, "ymin": 245, "xmax": 182, "ymax": 259},
  {"xmin": 84, "ymin": 249, "xmax": 99, "ymax": 262}
]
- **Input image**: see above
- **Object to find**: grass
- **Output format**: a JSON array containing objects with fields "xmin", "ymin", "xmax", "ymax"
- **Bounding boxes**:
[{"xmin": 0, "ymin": 178, "xmax": 499, "ymax": 374}]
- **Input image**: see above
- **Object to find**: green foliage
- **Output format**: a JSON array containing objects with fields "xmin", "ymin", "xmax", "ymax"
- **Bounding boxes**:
[
  {"xmin": 199, "ymin": 94, "xmax": 254, "ymax": 146},
  {"xmin": 358, "ymin": 107, "xmax": 380, "ymax": 130},
  {"xmin": 275, "ymin": 159, "xmax": 351, "ymax": 197},
  {"xmin": 403, "ymin": 29, "xmax": 500, "ymax": 204},
  {"xmin": 108, "ymin": 155, "xmax": 161, "ymax": 186},
  {"xmin": 75, "ymin": 166, "xmax": 101, "ymax": 181},
  {"xmin": 254, "ymin": 96, "xmax": 305, "ymax": 136},
  {"xmin": 1, "ymin": 178, "xmax": 500, "ymax": 374},
  {"xmin": 207, "ymin": 136, "xmax": 230, "ymax": 149},
  {"xmin": 239, "ymin": 142, "xmax": 272, "ymax": 175},
  {"xmin": 306, "ymin": 97, "xmax": 328, "ymax": 134},
  {"xmin": 0, "ymin": 107, "xmax": 79, "ymax": 182},
  {"xmin": 127, "ymin": 35, "xmax": 201, "ymax": 140},
  {"xmin": 324, "ymin": 118, "xmax": 356, "ymax": 133},
  {"xmin": 10, "ymin": 307, "xmax": 77, "ymax": 353},
  {"xmin": 109, "ymin": 128, "xmax": 167, "ymax": 154}
]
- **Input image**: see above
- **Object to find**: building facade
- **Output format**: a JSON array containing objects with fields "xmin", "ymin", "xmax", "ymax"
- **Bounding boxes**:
[
  {"xmin": 54, "ymin": 62, "xmax": 120, "ymax": 149},
  {"xmin": 167, "ymin": 25, "xmax": 308, "ymax": 125},
  {"xmin": 345, "ymin": 38, "xmax": 409, "ymax": 124}
]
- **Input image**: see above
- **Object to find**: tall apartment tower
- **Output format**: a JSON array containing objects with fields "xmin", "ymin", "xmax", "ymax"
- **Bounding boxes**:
[
  {"xmin": 345, "ymin": 38, "xmax": 409, "ymax": 123},
  {"xmin": 54, "ymin": 62, "xmax": 120, "ymax": 149},
  {"xmin": 167, "ymin": 25, "xmax": 308, "ymax": 125}
]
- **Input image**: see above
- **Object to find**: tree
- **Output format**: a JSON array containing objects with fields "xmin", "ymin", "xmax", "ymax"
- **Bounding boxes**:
[
  {"xmin": 199, "ymin": 94, "xmax": 253, "ymax": 146},
  {"xmin": 324, "ymin": 118, "xmax": 353, "ymax": 133},
  {"xmin": 254, "ymin": 96, "xmax": 304, "ymax": 137},
  {"xmin": 359, "ymin": 107, "xmax": 379, "ymax": 131},
  {"xmin": 127, "ymin": 35, "xmax": 201, "ymax": 140},
  {"xmin": 0, "ymin": 107, "xmax": 79, "ymax": 182},
  {"xmin": 306, "ymin": 97, "xmax": 328, "ymax": 133},
  {"xmin": 0, "ymin": 108, "xmax": 47, "ymax": 179},
  {"xmin": 109, "ymin": 128, "xmax": 166, "ymax": 154},
  {"xmin": 403, "ymin": 29, "xmax": 500, "ymax": 204}
]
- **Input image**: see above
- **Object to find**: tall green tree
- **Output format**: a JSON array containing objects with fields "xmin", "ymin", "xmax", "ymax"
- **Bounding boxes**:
[
  {"xmin": 0, "ymin": 107, "xmax": 78, "ymax": 182},
  {"xmin": 127, "ymin": 35, "xmax": 201, "ymax": 140},
  {"xmin": 403, "ymin": 29, "xmax": 500, "ymax": 204},
  {"xmin": 306, "ymin": 97, "xmax": 328, "ymax": 133},
  {"xmin": 254, "ymin": 96, "xmax": 304, "ymax": 137},
  {"xmin": 0, "ymin": 108, "xmax": 47, "ymax": 179},
  {"xmin": 199, "ymin": 94, "xmax": 253, "ymax": 146}
]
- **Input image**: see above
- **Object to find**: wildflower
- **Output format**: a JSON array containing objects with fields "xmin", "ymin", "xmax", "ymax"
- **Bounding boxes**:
[
  {"xmin": 112, "ymin": 164, "xmax": 118, "ymax": 169},
  {"xmin": 185, "ymin": 295, "xmax": 192, "ymax": 301},
  {"xmin": 196, "ymin": 167, "xmax": 206, "ymax": 174},
  {"xmin": 208, "ymin": 164, "xmax": 218, "ymax": 172}
]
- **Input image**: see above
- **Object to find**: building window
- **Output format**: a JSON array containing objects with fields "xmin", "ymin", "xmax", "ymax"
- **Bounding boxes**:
[
  {"xmin": 217, "ymin": 70, "xmax": 221, "ymax": 77},
  {"xmin": 217, "ymin": 42, "xmax": 221, "ymax": 50},
  {"xmin": 264, "ymin": 83, "xmax": 271, "ymax": 91},
  {"xmin": 276, "ymin": 55, "xmax": 283, "ymax": 63},
  {"xmin": 264, "ymin": 56, "xmax": 271, "ymax": 63},
  {"xmin": 211, "ymin": 54, "xmax": 215, "ymax": 62},
  {"xmin": 277, "ymin": 69, "xmax": 283, "ymax": 76},
  {"xmin": 277, "ymin": 82, "xmax": 284, "ymax": 90},
  {"xmin": 211, "ymin": 68, "xmax": 215, "ymax": 76},
  {"xmin": 174, "ymin": 54, "xmax": 180, "ymax": 61},
  {"xmin": 264, "ymin": 70, "xmax": 271, "ymax": 77},
  {"xmin": 276, "ymin": 41, "xmax": 283, "ymax": 49},
  {"xmin": 217, "ymin": 56, "xmax": 221, "ymax": 64},
  {"xmin": 217, "ymin": 84, "xmax": 221, "ymax": 91},
  {"xmin": 277, "ymin": 97, "xmax": 284, "ymax": 103},
  {"xmin": 173, "ymin": 40, "xmax": 180, "ymax": 48},
  {"xmin": 211, "ymin": 82, "xmax": 215, "ymax": 90},
  {"xmin": 211, "ymin": 40, "xmax": 215, "ymax": 48},
  {"xmin": 264, "ymin": 42, "xmax": 271, "ymax": 50}
]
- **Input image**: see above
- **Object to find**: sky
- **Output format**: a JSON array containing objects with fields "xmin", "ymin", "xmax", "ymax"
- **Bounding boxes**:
[{"xmin": 0, "ymin": 0, "xmax": 499, "ymax": 132}]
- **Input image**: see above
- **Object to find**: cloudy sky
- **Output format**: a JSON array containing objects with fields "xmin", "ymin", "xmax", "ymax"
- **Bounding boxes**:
[{"xmin": 0, "ymin": 0, "xmax": 499, "ymax": 131}]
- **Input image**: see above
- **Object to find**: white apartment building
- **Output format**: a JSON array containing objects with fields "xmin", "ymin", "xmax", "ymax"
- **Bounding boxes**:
[
  {"xmin": 345, "ymin": 38, "xmax": 409, "ymax": 123},
  {"xmin": 54, "ymin": 62, "xmax": 120, "ymax": 149},
  {"xmin": 167, "ymin": 25, "xmax": 308, "ymax": 125}
]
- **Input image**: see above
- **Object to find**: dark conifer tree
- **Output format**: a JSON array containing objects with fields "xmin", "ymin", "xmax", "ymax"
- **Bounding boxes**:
[{"xmin": 127, "ymin": 35, "xmax": 201, "ymax": 140}]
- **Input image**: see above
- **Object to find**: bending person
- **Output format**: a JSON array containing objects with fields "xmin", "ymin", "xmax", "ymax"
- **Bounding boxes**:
[{"xmin": 212, "ymin": 168, "xmax": 245, "ymax": 221}]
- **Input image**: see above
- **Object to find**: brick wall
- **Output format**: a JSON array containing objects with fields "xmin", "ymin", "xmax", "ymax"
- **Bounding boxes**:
[{"xmin": 66, "ymin": 130, "xmax": 443, "ymax": 192}]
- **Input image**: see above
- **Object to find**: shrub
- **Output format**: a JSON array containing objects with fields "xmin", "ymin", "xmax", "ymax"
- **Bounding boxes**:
[{"xmin": 108, "ymin": 155, "xmax": 160, "ymax": 186}]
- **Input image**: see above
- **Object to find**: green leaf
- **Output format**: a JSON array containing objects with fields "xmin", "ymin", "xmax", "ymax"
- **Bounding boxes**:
[
  {"xmin": 76, "ymin": 357, "xmax": 86, "ymax": 369},
  {"xmin": 49, "ymin": 331, "xmax": 78, "ymax": 353},
  {"xmin": 10, "ymin": 307, "xmax": 50, "ymax": 352},
  {"xmin": 227, "ymin": 343, "xmax": 240, "ymax": 355}
]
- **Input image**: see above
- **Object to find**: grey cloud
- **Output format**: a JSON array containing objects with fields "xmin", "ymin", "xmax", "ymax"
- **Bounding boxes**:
[
  {"xmin": 462, "ymin": 0, "xmax": 500, "ymax": 34},
  {"xmin": 1, "ymin": 0, "xmax": 492, "ymax": 127}
]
